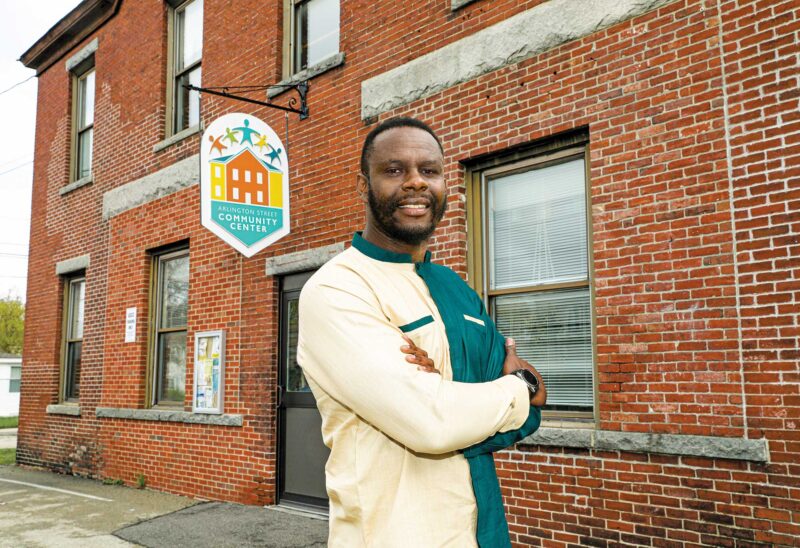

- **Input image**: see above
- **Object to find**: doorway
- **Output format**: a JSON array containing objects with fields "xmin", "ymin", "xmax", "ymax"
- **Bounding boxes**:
[{"xmin": 277, "ymin": 271, "xmax": 330, "ymax": 511}]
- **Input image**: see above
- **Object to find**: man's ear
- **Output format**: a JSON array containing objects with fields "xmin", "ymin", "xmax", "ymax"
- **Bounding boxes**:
[{"xmin": 356, "ymin": 173, "xmax": 369, "ymax": 204}]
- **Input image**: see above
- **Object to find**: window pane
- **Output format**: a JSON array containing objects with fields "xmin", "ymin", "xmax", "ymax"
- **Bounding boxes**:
[
  {"xmin": 66, "ymin": 340, "xmax": 82, "ymax": 400},
  {"xmin": 80, "ymin": 70, "xmax": 95, "ymax": 127},
  {"xmin": 77, "ymin": 128, "xmax": 92, "ymax": 179},
  {"xmin": 69, "ymin": 279, "xmax": 85, "ymax": 340},
  {"xmin": 175, "ymin": 67, "xmax": 201, "ymax": 132},
  {"xmin": 9, "ymin": 366, "xmax": 20, "ymax": 393},
  {"xmin": 494, "ymin": 287, "xmax": 593, "ymax": 409},
  {"xmin": 160, "ymin": 254, "xmax": 189, "ymax": 329},
  {"xmin": 179, "ymin": 0, "xmax": 203, "ymax": 69},
  {"xmin": 297, "ymin": 0, "xmax": 339, "ymax": 70},
  {"xmin": 488, "ymin": 157, "xmax": 587, "ymax": 289},
  {"xmin": 157, "ymin": 331, "xmax": 186, "ymax": 403},
  {"xmin": 286, "ymin": 298, "xmax": 309, "ymax": 392}
]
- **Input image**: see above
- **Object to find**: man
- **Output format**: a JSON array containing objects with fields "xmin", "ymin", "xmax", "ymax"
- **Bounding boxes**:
[{"xmin": 297, "ymin": 117, "xmax": 546, "ymax": 547}]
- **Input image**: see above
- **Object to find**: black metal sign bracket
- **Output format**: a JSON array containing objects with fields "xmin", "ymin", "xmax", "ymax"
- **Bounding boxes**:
[{"xmin": 185, "ymin": 82, "xmax": 309, "ymax": 120}]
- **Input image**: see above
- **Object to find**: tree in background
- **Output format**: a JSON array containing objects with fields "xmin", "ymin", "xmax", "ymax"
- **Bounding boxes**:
[{"xmin": 0, "ymin": 296, "xmax": 24, "ymax": 355}]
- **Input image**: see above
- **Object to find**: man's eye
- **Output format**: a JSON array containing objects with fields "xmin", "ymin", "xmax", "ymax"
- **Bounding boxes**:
[{"xmin": 386, "ymin": 168, "xmax": 402, "ymax": 175}]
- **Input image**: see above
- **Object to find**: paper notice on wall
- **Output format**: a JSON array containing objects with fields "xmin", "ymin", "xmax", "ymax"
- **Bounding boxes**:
[{"xmin": 125, "ymin": 307, "xmax": 137, "ymax": 343}]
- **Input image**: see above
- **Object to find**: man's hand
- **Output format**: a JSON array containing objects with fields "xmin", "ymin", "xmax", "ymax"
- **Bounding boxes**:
[
  {"xmin": 401, "ymin": 335, "xmax": 439, "ymax": 374},
  {"xmin": 502, "ymin": 337, "xmax": 547, "ymax": 407}
]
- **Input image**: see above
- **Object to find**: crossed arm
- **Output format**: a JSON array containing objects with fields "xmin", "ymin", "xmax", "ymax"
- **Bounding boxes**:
[{"xmin": 401, "ymin": 332, "xmax": 547, "ymax": 456}]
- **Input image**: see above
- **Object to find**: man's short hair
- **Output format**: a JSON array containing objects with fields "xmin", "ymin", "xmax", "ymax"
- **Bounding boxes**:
[{"xmin": 360, "ymin": 117, "xmax": 444, "ymax": 176}]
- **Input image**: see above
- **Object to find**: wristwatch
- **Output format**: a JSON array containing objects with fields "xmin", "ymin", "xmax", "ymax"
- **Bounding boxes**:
[{"xmin": 511, "ymin": 368, "xmax": 539, "ymax": 397}]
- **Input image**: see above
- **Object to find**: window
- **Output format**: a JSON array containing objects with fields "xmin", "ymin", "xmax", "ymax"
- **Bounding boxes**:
[
  {"xmin": 284, "ymin": 0, "xmax": 340, "ymax": 77},
  {"xmin": 170, "ymin": 0, "xmax": 203, "ymax": 134},
  {"xmin": 9, "ymin": 366, "xmax": 21, "ymax": 393},
  {"xmin": 468, "ymin": 138, "xmax": 595, "ymax": 417},
  {"xmin": 150, "ymin": 248, "xmax": 189, "ymax": 406},
  {"xmin": 73, "ymin": 67, "xmax": 94, "ymax": 180},
  {"xmin": 61, "ymin": 276, "xmax": 85, "ymax": 401}
]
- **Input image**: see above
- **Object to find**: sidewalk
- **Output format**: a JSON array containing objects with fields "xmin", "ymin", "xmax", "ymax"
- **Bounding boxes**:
[
  {"xmin": 0, "ymin": 465, "xmax": 328, "ymax": 547},
  {"xmin": 0, "ymin": 427, "xmax": 16, "ymax": 450}
]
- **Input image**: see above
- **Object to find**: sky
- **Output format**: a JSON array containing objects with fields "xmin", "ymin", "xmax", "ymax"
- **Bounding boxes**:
[{"xmin": 0, "ymin": 1, "xmax": 82, "ymax": 303}]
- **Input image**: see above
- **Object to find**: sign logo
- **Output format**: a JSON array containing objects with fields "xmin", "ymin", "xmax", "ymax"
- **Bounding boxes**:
[{"xmin": 200, "ymin": 113, "xmax": 289, "ymax": 257}]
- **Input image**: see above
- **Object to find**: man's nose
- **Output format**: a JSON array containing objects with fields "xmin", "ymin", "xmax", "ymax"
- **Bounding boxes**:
[{"xmin": 403, "ymin": 168, "xmax": 428, "ymax": 190}]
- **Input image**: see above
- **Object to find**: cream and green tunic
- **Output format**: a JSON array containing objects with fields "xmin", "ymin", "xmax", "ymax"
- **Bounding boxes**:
[{"xmin": 297, "ymin": 233, "xmax": 541, "ymax": 547}]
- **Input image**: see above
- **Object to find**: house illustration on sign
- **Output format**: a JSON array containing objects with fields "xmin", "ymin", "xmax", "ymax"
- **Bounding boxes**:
[{"xmin": 209, "ymin": 147, "xmax": 283, "ymax": 207}]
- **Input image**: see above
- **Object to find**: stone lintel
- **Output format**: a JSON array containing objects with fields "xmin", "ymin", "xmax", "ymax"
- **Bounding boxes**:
[
  {"xmin": 523, "ymin": 428, "xmax": 769, "ymax": 462},
  {"xmin": 102, "ymin": 154, "xmax": 199, "ymax": 220},
  {"xmin": 55, "ymin": 254, "xmax": 90, "ymax": 276},
  {"xmin": 96, "ymin": 407, "xmax": 243, "ymax": 427},
  {"xmin": 265, "ymin": 243, "xmax": 345, "ymax": 276},
  {"xmin": 65, "ymin": 37, "xmax": 98, "ymax": 72},
  {"xmin": 361, "ymin": 0, "xmax": 678, "ymax": 119}
]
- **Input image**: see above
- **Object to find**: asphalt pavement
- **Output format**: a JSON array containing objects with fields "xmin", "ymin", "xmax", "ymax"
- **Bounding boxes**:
[{"xmin": 0, "ymin": 465, "xmax": 328, "ymax": 547}]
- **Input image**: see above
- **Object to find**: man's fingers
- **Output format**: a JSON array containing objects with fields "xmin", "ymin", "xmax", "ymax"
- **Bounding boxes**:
[{"xmin": 505, "ymin": 337, "xmax": 517, "ymax": 356}]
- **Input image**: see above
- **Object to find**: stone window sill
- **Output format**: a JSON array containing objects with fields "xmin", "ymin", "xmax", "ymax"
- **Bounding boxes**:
[
  {"xmin": 153, "ymin": 124, "xmax": 202, "ymax": 153},
  {"xmin": 46, "ymin": 404, "xmax": 81, "ymax": 416},
  {"xmin": 96, "ymin": 407, "xmax": 242, "ymax": 426},
  {"xmin": 268, "ymin": 52, "xmax": 345, "ymax": 99},
  {"xmin": 59, "ymin": 175, "xmax": 93, "ymax": 196},
  {"xmin": 521, "ymin": 427, "xmax": 769, "ymax": 462}
]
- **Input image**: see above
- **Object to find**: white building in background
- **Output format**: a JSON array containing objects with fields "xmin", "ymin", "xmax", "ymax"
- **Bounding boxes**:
[{"xmin": 0, "ymin": 354, "xmax": 21, "ymax": 417}]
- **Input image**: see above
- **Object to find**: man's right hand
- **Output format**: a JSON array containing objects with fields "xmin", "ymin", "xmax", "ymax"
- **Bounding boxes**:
[{"xmin": 502, "ymin": 338, "xmax": 547, "ymax": 407}]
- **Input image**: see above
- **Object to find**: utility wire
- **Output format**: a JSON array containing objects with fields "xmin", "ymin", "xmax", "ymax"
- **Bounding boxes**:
[
  {"xmin": 0, "ymin": 75, "xmax": 35, "ymax": 97},
  {"xmin": 0, "ymin": 161, "xmax": 33, "ymax": 178}
]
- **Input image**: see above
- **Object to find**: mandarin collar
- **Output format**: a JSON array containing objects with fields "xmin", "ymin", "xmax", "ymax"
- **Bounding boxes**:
[{"xmin": 351, "ymin": 232, "xmax": 431, "ymax": 264}]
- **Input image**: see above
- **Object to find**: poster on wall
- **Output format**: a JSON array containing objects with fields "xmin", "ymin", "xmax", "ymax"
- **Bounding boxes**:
[
  {"xmin": 193, "ymin": 330, "xmax": 226, "ymax": 414},
  {"xmin": 200, "ymin": 113, "xmax": 290, "ymax": 257}
]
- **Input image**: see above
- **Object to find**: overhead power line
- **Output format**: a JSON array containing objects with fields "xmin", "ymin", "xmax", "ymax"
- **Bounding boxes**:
[
  {"xmin": 0, "ymin": 75, "xmax": 35, "ymax": 97},
  {"xmin": 0, "ymin": 161, "xmax": 33, "ymax": 178}
]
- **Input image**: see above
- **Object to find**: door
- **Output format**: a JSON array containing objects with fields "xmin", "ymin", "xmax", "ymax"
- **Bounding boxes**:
[{"xmin": 277, "ymin": 271, "xmax": 330, "ymax": 510}]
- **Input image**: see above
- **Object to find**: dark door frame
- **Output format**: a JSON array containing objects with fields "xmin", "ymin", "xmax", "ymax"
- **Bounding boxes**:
[{"xmin": 276, "ymin": 270, "xmax": 328, "ymax": 510}]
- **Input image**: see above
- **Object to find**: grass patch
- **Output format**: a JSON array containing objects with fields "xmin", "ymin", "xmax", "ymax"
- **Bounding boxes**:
[
  {"xmin": 0, "ymin": 449, "xmax": 15, "ymax": 465},
  {"xmin": 0, "ymin": 416, "xmax": 18, "ymax": 429}
]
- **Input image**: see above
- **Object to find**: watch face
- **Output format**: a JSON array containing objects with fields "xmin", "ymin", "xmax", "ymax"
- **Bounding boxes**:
[
  {"xmin": 515, "ymin": 368, "xmax": 539, "ymax": 394},
  {"xmin": 518, "ymin": 368, "xmax": 538, "ymax": 386}
]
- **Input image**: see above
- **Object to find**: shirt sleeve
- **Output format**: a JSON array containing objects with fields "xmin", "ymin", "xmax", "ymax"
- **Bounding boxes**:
[
  {"xmin": 296, "ymin": 277, "xmax": 531, "ymax": 456},
  {"xmin": 462, "ymin": 297, "xmax": 542, "ymax": 458}
]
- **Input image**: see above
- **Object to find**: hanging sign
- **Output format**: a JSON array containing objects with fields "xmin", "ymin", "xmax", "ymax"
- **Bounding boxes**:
[{"xmin": 200, "ymin": 113, "xmax": 290, "ymax": 257}]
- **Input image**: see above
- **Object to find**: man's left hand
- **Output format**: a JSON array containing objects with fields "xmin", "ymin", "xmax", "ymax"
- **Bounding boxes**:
[{"xmin": 401, "ymin": 335, "xmax": 439, "ymax": 374}]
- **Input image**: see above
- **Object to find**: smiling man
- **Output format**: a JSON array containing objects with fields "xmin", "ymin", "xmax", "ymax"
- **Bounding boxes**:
[{"xmin": 297, "ymin": 117, "xmax": 546, "ymax": 547}]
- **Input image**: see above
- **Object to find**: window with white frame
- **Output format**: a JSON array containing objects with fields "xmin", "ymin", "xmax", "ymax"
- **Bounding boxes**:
[
  {"xmin": 150, "ymin": 248, "xmax": 189, "ymax": 406},
  {"xmin": 284, "ymin": 0, "xmax": 340, "ymax": 77},
  {"xmin": 469, "ymin": 139, "xmax": 595, "ymax": 416},
  {"xmin": 62, "ymin": 276, "xmax": 85, "ymax": 401},
  {"xmin": 170, "ymin": 0, "xmax": 203, "ymax": 134},
  {"xmin": 9, "ymin": 366, "xmax": 21, "ymax": 393},
  {"xmin": 74, "ymin": 67, "xmax": 94, "ymax": 180}
]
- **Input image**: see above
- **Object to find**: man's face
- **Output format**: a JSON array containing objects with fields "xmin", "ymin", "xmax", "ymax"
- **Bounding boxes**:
[{"xmin": 361, "ymin": 127, "xmax": 447, "ymax": 246}]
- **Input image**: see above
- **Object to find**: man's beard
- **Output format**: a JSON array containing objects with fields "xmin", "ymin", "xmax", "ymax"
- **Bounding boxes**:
[{"xmin": 367, "ymin": 184, "xmax": 448, "ymax": 246}]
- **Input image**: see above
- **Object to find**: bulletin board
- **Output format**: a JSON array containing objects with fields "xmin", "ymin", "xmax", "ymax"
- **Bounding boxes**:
[{"xmin": 193, "ymin": 330, "xmax": 225, "ymax": 414}]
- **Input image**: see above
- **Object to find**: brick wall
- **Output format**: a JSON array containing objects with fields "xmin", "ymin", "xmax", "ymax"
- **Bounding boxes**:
[{"xmin": 20, "ymin": 0, "xmax": 798, "ymax": 544}]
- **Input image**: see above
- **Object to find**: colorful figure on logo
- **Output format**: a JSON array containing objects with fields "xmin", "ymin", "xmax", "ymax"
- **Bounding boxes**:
[{"xmin": 234, "ymin": 119, "xmax": 259, "ymax": 147}]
